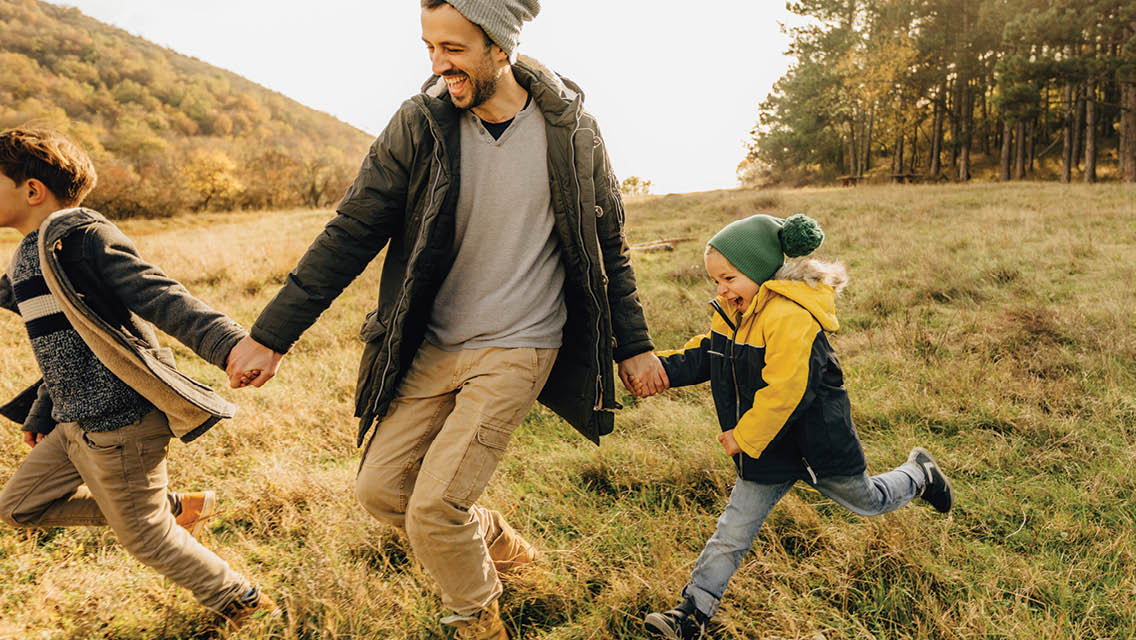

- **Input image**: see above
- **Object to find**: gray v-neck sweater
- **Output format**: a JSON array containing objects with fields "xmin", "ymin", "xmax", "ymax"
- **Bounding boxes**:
[{"xmin": 424, "ymin": 98, "xmax": 566, "ymax": 351}]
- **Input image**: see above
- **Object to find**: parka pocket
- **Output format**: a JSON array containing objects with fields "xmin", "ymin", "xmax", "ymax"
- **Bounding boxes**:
[
  {"xmin": 442, "ymin": 415, "xmax": 515, "ymax": 510},
  {"xmin": 359, "ymin": 310, "xmax": 387, "ymax": 343}
]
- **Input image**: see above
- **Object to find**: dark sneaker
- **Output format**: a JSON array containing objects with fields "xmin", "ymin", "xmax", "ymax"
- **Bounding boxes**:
[
  {"xmin": 216, "ymin": 586, "xmax": 280, "ymax": 631},
  {"xmin": 908, "ymin": 447, "xmax": 953, "ymax": 513},
  {"xmin": 644, "ymin": 598, "xmax": 708, "ymax": 639}
]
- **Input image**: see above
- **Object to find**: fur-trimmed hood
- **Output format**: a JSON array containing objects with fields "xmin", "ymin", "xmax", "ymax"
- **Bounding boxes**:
[{"xmin": 753, "ymin": 259, "xmax": 848, "ymax": 333}]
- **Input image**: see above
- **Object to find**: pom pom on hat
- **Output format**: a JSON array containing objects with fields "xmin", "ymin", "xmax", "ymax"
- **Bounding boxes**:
[{"xmin": 780, "ymin": 213, "xmax": 824, "ymax": 258}]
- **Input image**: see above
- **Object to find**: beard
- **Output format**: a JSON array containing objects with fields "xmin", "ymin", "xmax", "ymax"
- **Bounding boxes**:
[{"xmin": 445, "ymin": 56, "xmax": 500, "ymax": 110}]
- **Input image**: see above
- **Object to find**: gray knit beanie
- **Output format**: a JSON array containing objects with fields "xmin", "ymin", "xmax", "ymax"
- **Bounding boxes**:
[{"xmin": 445, "ymin": 0, "xmax": 540, "ymax": 57}]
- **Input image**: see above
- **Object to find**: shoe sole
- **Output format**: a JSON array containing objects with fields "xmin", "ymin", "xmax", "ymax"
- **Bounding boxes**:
[
  {"xmin": 643, "ymin": 613, "xmax": 682, "ymax": 639},
  {"xmin": 184, "ymin": 490, "xmax": 217, "ymax": 538},
  {"xmin": 911, "ymin": 447, "xmax": 953, "ymax": 513}
]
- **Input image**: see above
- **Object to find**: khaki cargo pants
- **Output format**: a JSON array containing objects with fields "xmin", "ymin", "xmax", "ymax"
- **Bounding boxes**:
[
  {"xmin": 0, "ymin": 410, "xmax": 249, "ymax": 611},
  {"xmin": 354, "ymin": 342, "xmax": 557, "ymax": 615}
]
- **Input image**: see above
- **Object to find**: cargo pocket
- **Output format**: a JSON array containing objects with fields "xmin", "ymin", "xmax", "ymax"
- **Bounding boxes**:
[{"xmin": 442, "ymin": 415, "xmax": 515, "ymax": 510}]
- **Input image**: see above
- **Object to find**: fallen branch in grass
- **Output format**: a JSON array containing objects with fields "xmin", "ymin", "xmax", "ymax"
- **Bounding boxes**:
[{"xmin": 630, "ymin": 237, "xmax": 695, "ymax": 252}]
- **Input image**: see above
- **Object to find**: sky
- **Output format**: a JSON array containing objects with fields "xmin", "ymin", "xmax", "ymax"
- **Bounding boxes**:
[{"xmin": 45, "ymin": 1, "xmax": 799, "ymax": 195}]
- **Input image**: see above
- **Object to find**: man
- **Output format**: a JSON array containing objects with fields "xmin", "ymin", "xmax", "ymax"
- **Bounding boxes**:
[{"xmin": 227, "ymin": 1, "xmax": 667, "ymax": 637}]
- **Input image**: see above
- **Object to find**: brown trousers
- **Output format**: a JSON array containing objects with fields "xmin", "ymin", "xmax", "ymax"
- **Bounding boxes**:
[
  {"xmin": 0, "ymin": 411, "xmax": 249, "ymax": 611},
  {"xmin": 354, "ymin": 342, "xmax": 557, "ymax": 614}
]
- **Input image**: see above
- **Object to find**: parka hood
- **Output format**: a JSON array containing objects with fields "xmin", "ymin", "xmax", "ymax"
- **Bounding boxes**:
[{"xmin": 754, "ymin": 258, "xmax": 847, "ymax": 333}]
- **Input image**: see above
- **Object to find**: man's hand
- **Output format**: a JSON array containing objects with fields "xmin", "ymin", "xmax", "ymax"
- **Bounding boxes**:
[
  {"xmin": 23, "ymin": 431, "xmax": 44, "ymax": 448},
  {"xmin": 718, "ymin": 429, "xmax": 741, "ymax": 456},
  {"xmin": 618, "ymin": 351, "xmax": 669, "ymax": 398},
  {"xmin": 226, "ymin": 335, "xmax": 284, "ymax": 388}
]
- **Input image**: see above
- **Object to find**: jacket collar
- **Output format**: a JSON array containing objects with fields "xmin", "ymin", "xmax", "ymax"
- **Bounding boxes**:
[{"xmin": 39, "ymin": 207, "xmax": 106, "ymax": 248}]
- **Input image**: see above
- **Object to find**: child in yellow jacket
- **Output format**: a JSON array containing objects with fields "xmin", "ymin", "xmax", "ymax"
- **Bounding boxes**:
[{"xmin": 641, "ymin": 214, "xmax": 953, "ymax": 639}]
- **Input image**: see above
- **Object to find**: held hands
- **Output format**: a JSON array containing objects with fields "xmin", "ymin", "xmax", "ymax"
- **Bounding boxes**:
[
  {"xmin": 718, "ymin": 429, "xmax": 741, "ymax": 456},
  {"xmin": 225, "ymin": 335, "xmax": 284, "ymax": 388},
  {"xmin": 618, "ymin": 351, "xmax": 669, "ymax": 398}
]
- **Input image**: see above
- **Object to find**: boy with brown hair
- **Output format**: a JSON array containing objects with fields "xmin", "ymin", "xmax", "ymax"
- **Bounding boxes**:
[{"xmin": 0, "ymin": 127, "xmax": 276, "ymax": 630}]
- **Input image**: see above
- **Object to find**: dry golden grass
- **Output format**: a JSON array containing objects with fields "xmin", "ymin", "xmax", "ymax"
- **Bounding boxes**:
[{"xmin": 1, "ymin": 182, "xmax": 1134, "ymax": 639}]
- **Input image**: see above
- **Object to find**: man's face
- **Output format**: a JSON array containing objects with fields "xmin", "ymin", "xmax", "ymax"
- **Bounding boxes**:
[{"xmin": 421, "ymin": 3, "xmax": 504, "ymax": 110}]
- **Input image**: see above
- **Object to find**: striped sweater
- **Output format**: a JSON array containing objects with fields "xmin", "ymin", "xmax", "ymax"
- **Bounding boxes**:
[{"xmin": 9, "ymin": 230, "xmax": 152, "ymax": 432}]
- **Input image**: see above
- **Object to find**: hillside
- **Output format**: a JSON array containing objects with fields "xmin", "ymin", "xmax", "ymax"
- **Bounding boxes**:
[
  {"xmin": 1, "ymin": 183, "xmax": 1133, "ymax": 638},
  {"xmin": 0, "ymin": 0, "xmax": 373, "ymax": 216}
]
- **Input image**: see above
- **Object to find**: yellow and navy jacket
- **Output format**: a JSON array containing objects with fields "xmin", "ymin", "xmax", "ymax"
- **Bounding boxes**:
[{"xmin": 658, "ymin": 261, "xmax": 867, "ymax": 483}]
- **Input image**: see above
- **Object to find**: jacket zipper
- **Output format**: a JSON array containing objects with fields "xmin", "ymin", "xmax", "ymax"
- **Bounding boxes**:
[
  {"xmin": 372, "ymin": 117, "xmax": 447, "ymax": 417},
  {"xmin": 568, "ymin": 113, "xmax": 605, "ymax": 410},
  {"xmin": 712, "ymin": 299, "xmax": 744, "ymax": 477},
  {"xmin": 802, "ymin": 457, "xmax": 818, "ymax": 484}
]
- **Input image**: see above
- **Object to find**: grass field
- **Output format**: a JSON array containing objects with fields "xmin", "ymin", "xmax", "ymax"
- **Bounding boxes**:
[{"xmin": 1, "ymin": 182, "xmax": 1134, "ymax": 639}]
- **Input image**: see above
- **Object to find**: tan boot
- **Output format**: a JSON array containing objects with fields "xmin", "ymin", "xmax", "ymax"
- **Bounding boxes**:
[
  {"xmin": 175, "ymin": 491, "xmax": 216, "ymax": 538},
  {"xmin": 482, "ymin": 513, "xmax": 538, "ymax": 573},
  {"xmin": 444, "ymin": 600, "xmax": 509, "ymax": 640}
]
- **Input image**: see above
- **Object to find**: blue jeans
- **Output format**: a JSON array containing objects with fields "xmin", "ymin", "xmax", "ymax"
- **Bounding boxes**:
[{"xmin": 683, "ymin": 462, "xmax": 924, "ymax": 618}]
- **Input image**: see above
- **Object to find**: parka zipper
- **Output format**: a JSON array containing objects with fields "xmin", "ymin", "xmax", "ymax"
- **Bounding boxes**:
[
  {"xmin": 802, "ymin": 457, "xmax": 818, "ymax": 484},
  {"xmin": 371, "ymin": 114, "xmax": 448, "ymax": 419},
  {"xmin": 568, "ymin": 112, "xmax": 606, "ymax": 410},
  {"xmin": 711, "ymin": 299, "xmax": 744, "ymax": 476}
]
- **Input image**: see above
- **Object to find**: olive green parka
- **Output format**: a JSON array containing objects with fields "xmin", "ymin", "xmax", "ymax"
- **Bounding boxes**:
[{"xmin": 250, "ymin": 58, "xmax": 653, "ymax": 446}]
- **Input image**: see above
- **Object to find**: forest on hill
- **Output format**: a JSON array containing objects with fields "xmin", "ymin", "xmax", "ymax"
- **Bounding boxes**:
[
  {"xmin": 0, "ymin": 0, "xmax": 373, "ymax": 217},
  {"xmin": 743, "ymin": 0, "xmax": 1136, "ymax": 186}
]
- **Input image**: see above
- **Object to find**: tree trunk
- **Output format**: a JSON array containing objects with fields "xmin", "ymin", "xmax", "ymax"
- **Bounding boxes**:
[
  {"xmin": 910, "ymin": 122, "xmax": 919, "ymax": 173},
  {"xmin": 862, "ymin": 107, "xmax": 874, "ymax": 174},
  {"xmin": 958, "ymin": 82, "xmax": 973, "ymax": 181},
  {"xmin": 1072, "ymin": 83, "xmax": 1085, "ymax": 170},
  {"xmin": 1014, "ymin": 120, "xmax": 1026, "ymax": 180},
  {"xmin": 893, "ymin": 130, "xmax": 904, "ymax": 177},
  {"xmin": 1062, "ymin": 82, "xmax": 1073, "ymax": 183},
  {"xmin": 1122, "ymin": 80, "xmax": 1136, "ymax": 182},
  {"xmin": 1085, "ymin": 80, "xmax": 1097, "ymax": 183},
  {"xmin": 949, "ymin": 78, "xmax": 960, "ymax": 169},
  {"xmin": 847, "ymin": 119, "xmax": 857, "ymax": 176},
  {"xmin": 1026, "ymin": 119, "xmax": 1035, "ymax": 175},
  {"xmin": 979, "ymin": 82, "xmax": 991, "ymax": 155},
  {"xmin": 1001, "ymin": 120, "xmax": 1013, "ymax": 181},
  {"xmin": 930, "ymin": 89, "xmax": 943, "ymax": 177}
]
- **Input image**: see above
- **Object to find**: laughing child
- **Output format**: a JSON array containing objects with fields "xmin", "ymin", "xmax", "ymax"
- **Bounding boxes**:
[{"xmin": 641, "ymin": 214, "xmax": 953, "ymax": 639}]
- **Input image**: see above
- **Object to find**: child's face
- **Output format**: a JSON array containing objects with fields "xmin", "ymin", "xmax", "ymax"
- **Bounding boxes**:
[
  {"xmin": 0, "ymin": 174, "xmax": 32, "ymax": 229},
  {"xmin": 705, "ymin": 250, "xmax": 760, "ymax": 313}
]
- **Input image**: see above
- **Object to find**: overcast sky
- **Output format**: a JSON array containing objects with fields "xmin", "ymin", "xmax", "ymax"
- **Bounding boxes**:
[{"xmin": 47, "ymin": 1, "xmax": 799, "ymax": 195}]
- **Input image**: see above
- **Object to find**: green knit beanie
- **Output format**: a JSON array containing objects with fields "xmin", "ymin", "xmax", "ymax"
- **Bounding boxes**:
[{"xmin": 707, "ymin": 213, "xmax": 825, "ymax": 285}]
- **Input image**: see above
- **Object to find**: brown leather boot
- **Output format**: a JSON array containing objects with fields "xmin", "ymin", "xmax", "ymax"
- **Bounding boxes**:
[
  {"xmin": 175, "ymin": 491, "xmax": 216, "ymax": 538},
  {"xmin": 483, "ymin": 513, "xmax": 538, "ymax": 573},
  {"xmin": 444, "ymin": 600, "xmax": 509, "ymax": 640}
]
